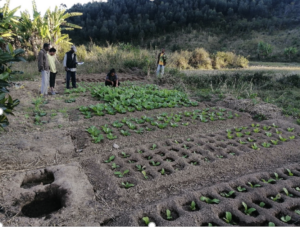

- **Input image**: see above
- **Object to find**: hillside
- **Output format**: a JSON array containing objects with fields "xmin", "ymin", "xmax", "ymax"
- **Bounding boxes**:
[{"xmin": 65, "ymin": 0, "xmax": 300, "ymax": 45}]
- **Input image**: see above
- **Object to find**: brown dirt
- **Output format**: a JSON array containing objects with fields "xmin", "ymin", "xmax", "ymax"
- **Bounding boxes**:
[{"xmin": 1, "ymin": 78, "xmax": 300, "ymax": 226}]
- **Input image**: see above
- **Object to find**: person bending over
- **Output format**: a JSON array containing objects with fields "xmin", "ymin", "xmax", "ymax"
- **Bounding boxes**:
[{"xmin": 105, "ymin": 69, "xmax": 120, "ymax": 87}]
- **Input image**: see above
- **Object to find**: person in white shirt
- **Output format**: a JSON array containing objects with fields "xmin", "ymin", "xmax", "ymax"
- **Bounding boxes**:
[{"xmin": 63, "ymin": 46, "xmax": 78, "ymax": 89}]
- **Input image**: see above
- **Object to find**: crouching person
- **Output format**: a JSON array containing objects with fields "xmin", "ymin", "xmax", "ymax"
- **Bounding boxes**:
[{"xmin": 105, "ymin": 69, "xmax": 120, "ymax": 87}]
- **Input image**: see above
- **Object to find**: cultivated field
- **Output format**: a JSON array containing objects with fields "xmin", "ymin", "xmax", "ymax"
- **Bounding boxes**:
[{"xmin": 1, "ymin": 63, "xmax": 300, "ymax": 226}]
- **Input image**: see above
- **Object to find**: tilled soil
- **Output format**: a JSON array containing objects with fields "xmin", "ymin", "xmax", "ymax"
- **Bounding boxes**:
[{"xmin": 1, "ymin": 78, "xmax": 300, "ymax": 226}]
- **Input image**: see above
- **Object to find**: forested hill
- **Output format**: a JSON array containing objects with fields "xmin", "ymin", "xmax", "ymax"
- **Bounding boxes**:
[{"xmin": 66, "ymin": 0, "xmax": 300, "ymax": 44}]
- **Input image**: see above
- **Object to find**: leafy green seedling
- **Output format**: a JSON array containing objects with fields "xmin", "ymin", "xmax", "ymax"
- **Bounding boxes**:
[
  {"xmin": 287, "ymin": 127, "xmax": 294, "ymax": 132},
  {"xmin": 142, "ymin": 170, "xmax": 148, "ymax": 179},
  {"xmin": 295, "ymin": 210, "xmax": 300, "ymax": 215},
  {"xmin": 166, "ymin": 209, "xmax": 172, "ymax": 220},
  {"xmin": 121, "ymin": 130, "xmax": 130, "ymax": 136},
  {"xmin": 142, "ymin": 217, "xmax": 150, "ymax": 225},
  {"xmin": 271, "ymin": 140, "xmax": 279, "ymax": 145},
  {"xmin": 190, "ymin": 201, "xmax": 196, "ymax": 211},
  {"xmin": 227, "ymin": 133, "xmax": 234, "ymax": 139},
  {"xmin": 261, "ymin": 178, "xmax": 276, "ymax": 184},
  {"xmin": 236, "ymin": 133, "xmax": 243, "ymax": 137},
  {"xmin": 262, "ymin": 142, "xmax": 271, "ymax": 148},
  {"xmin": 136, "ymin": 165, "xmax": 146, "ymax": 171},
  {"xmin": 114, "ymin": 169, "xmax": 129, "ymax": 178},
  {"xmin": 93, "ymin": 134, "xmax": 104, "ymax": 143},
  {"xmin": 226, "ymin": 129, "xmax": 232, "ymax": 133},
  {"xmin": 263, "ymin": 126, "xmax": 271, "ymax": 130},
  {"xmin": 286, "ymin": 169, "xmax": 294, "ymax": 176},
  {"xmin": 283, "ymin": 188, "xmax": 293, "ymax": 197},
  {"xmin": 160, "ymin": 168, "xmax": 165, "ymax": 175},
  {"xmin": 127, "ymin": 122, "xmax": 136, "ymax": 130},
  {"xmin": 281, "ymin": 215, "xmax": 291, "ymax": 223},
  {"xmin": 248, "ymin": 182, "xmax": 261, "ymax": 188},
  {"xmin": 223, "ymin": 212, "xmax": 236, "ymax": 225},
  {"xmin": 235, "ymin": 113, "xmax": 240, "ymax": 117},
  {"xmin": 253, "ymin": 128, "xmax": 260, "ymax": 133},
  {"xmin": 122, "ymin": 182, "xmax": 134, "ymax": 189},
  {"xmin": 150, "ymin": 144, "xmax": 157, "ymax": 150},
  {"xmin": 107, "ymin": 133, "xmax": 117, "ymax": 140},
  {"xmin": 170, "ymin": 122, "xmax": 178, "ymax": 127},
  {"xmin": 295, "ymin": 187, "xmax": 300, "ymax": 192},
  {"xmin": 217, "ymin": 155, "xmax": 224, "ymax": 159},
  {"xmin": 270, "ymin": 193, "xmax": 281, "ymax": 202},
  {"xmin": 274, "ymin": 173, "xmax": 283, "ymax": 180},
  {"xmin": 200, "ymin": 196, "xmax": 220, "ymax": 204},
  {"xmin": 102, "ymin": 125, "xmax": 112, "ymax": 134},
  {"xmin": 191, "ymin": 161, "xmax": 198, "ymax": 165},
  {"xmin": 112, "ymin": 121, "xmax": 124, "ymax": 128},
  {"xmin": 182, "ymin": 122, "xmax": 189, "ymax": 126},
  {"xmin": 121, "ymin": 152, "xmax": 130, "ymax": 158},
  {"xmin": 111, "ymin": 163, "xmax": 120, "ymax": 169},
  {"xmin": 104, "ymin": 155, "xmax": 115, "ymax": 163},
  {"xmin": 239, "ymin": 140, "xmax": 247, "ymax": 144},
  {"xmin": 248, "ymin": 137, "xmax": 254, "ymax": 142},
  {"xmin": 272, "ymin": 123, "xmax": 278, "ymax": 128},
  {"xmin": 245, "ymin": 131, "xmax": 251, "ymax": 135},
  {"xmin": 265, "ymin": 132, "xmax": 272, "ymax": 137},
  {"xmin": 251, "ymin": 143, "xmax": 260, "ymax": 150},
  {"xmin": 237, "ymin": 186, "xmax": 246, "ymax": 192},
  {"xmin": 279, "ymin": 135, "xmax": 287, "ymax": 142},
  {"xmin": 259, "ymin": 202, "xmax": 265, "ymax": 207},
  {"xmin": 268, "ymin": 222, "xmax": 275, "ymax": 226},
  {"xmin": 290, "ymin": 135, "xmax": 295, "ymax": 140},
  {"xmin": 134, "ymin": 128, "xmax": 144, "ymax": 134},
  {"xmin": 220, "ymin": 191, "xmax": 235, "ymax": 198},
  {"xmin": 150, "ymin": 161, "xmax": 160, "ymax": 166},
  {"xmin": 242, "ymin": 202, "xmax": 256, "ymax": 216},
  {"xmin": 276, "ymin": 129, "xmax": 282, "ymax": 134}
]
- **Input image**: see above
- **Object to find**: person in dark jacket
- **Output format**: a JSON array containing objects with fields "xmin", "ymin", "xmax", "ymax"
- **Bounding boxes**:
[
  {"xmin": 156, "ymin": 48, "xmax": 167, "ymax": 76},
  {"xmin": 105, "ymin": 69, "xmax": 120, "ymax": 87},
  {"xmin": 63, "ymin": 45, "xmax": 78, "ymax": 89}
]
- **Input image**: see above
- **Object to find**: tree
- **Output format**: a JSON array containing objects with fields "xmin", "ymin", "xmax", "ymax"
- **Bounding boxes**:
[
  {"xmin": 257, "ymin": 41, "xmax": 273, "ymax": 59},
  {"xmin": 284, "ymin": 47, "xmax": 298, "ymax": 61}
]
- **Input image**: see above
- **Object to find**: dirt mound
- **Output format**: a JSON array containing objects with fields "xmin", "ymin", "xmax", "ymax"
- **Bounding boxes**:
[{"xmin": 217, "ymin": 96, "xmax": 282, "ymax": 119}]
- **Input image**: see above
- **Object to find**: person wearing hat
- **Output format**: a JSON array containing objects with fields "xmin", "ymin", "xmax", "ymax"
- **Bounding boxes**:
[
  {"xmin": 105, "ymin": 69, "xmax": 120, "ymax": 87},
  {"xmin": 63, "ymin": 45, "xmax": 78, "ymax": 89}
]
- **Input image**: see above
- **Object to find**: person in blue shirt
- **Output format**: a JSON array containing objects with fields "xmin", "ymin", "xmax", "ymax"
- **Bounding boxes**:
[{"xmin": 105, "ymin": 69, "xmax": 120, "ymax": 87}]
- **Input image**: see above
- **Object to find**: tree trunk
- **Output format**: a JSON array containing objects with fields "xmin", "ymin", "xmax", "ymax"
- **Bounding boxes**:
[{"xmin": 30, "ymin": 36, "xmax": 38, "ymax": 60}]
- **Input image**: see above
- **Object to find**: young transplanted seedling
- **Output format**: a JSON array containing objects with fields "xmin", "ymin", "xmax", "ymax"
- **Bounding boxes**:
[
  {"xmin": 166, "ymin": 209, "xmax": 172, "ymax": 220},
  {"xmin": 273, "ymin": 173, "xmax": 283, "ymax": 180},
  {"xmin": 200, "ymin": 196, "xmax": 220, "ymax": 204},
  {"xmin": 111, "ymin": 163, "xmax": 120, "ymax": 169},
  {"xmin": 259, "ymin": 202, "xmax": 266, "ymax": 208},
  {"xmin": 142, "ymin": 170, "xmax": 148, "ymax": 179},
  {"xmin": 271, "ymin": 140, "xmax": 279, "ymax": 145},
  {"xmin": 121, "ymin": 152, "xmax": 130, "ymax": 158},
  {"xmin": 114, "ymin": 169, "xmax": 129, "ymax": 178},
  {"xmin": 104, "ymin": 155, "xmax": 115, "ymax": 163},
  {"xmin": 150, "ymin": 161, "xmax": 160, "ymax": 166},
  {"xmin": 279, "ymin": 135, "xmax": 287, "ymax": 142},
  {"xmin": 142, "ymin": 217, "xmax": 150, "ymax": 225},
  {"xmin": 286, "ymin": 169, "xmax": 294, "ymax": 176},
  {"xmin": 242, "ymin": 202, "xmax": 256, "ymax": 216},
  {"xmin": 282, "ymin": 188, "xmax": 293, "ymax": 197},
  {"xmin": 287, "ymin": 127, "xmax": 294, "ymax": 132},
  {"xmin": 223, "ymin": 212, "xmax": 236, "ymax": 225},
  {"xmin": 107, "ymin": 133, "xmax": 117, "ymax": 140},
  {"xmin": 248, "ymin": 182, "xmax": 261, "ymax": 188},
  {"xmin": 251, "ymin": 143, "xmax": 260, "ymax": 150},
  {"xmin": 237, "ymin": 186, "xmax": 246, "ymax": 192},
  {"xmin": 150, "ymin": 144, "xmax": 157, "ymax": 150},
  {"xmin": 136, "ymin": 165, "xmax": 146, "ymax": 171},
  {"xmin": 281, "ymin": 215, "xmax": 291, "ymax": 223},
  {"xmin": 190, "ymin": 201, "xmax": 196, "ymax": 211},
  {"xmin": 122, "ymin": 182, "xmax": 134, "ymax": 189},
  {"xmin": 220, "ymin": 191, "xmax": 235, "ymax": 198},
  {"xmin": 262, "ymin": 142, "xmax": 271, "ymax": 148},
  {"xmin": 261, "ymin": 178, "xmax": 276, "ymax": 184},
  {"xmin": 265, "ymin": 132, "xmax": 272, "ymax": 137},
  {"xmin": 270, "ymin": 193, "xmax": 281, "ymax": 202}
]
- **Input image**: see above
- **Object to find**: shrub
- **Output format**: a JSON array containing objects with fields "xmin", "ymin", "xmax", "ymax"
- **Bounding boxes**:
[
  {"xmin": 76, "ymin": 45, "xmax": 88, "ymax": 61},
  {"xmin": 169, "ymin": 51, "xmax": 191, "ymax": 70},
  {"xmin": 57, "ymin": 44, "xmax": 71, "ymax": 61},
  {"xmin": 257, "ymin": 41, "xmax": 273, "ymax": 59},
  {"xmin": 212, "ymin": 52, "xmax": 249, "ymax": 69},
  {"xmin": 284, "ymin": 47, "xmax": 298, "ymax": 61},
  {"xmin": 189, "ymin": 48, "xmax": 212, "ymax": 69}
]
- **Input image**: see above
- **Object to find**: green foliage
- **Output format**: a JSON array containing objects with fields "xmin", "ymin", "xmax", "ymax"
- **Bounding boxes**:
[
  {"xmin": 114, "ymin": 169, "xmax": 129, "ymax": 178},
  {"xmin": 284, "ymin": 47, "xmax": 298, "ymax": 60},
  {"xmin": 166, "ymin": 209, "xmax": 172, "ymax": 220},
  {"xmin": 242, "ymin": 202, "xmax": 256, "ymax": 215},
  {"xmin": 248, "ymin": 182, "xmax": 261, "ymax": 188},
  {"xmin": 104, "ymin": 156, "xmax": 115, "ymax": 163},
  {"xmin": 142, "ymin": 217, "xmax": 150, "ymax": 225},
  {"xmin": 200, "ymin": 196, "xmax": 220, "ymax": 204},
  {"xmin": 281, "ymin": 215, "xmax": 291, "ymax": 223},
  {"xmin": 190, "ymin": 201, "xmax": 196, "ymax": 211},
  {"xmin": 237, "ymin": 186, "xmax": 246, "ymax": 192},
  {"xmin": 258, "ymin": 42, "xmax": 273, "ymax": 59},
  {"xmin": 220, "ymin": 191, "xmax": 235, "ymax": 198},
  {"xmin": 223, "ymin": 212, "xmax": 236, "ymax": 225},
  {"xmin": 122, "ymin": 182, "xmax": 134, "ymax": 189}
]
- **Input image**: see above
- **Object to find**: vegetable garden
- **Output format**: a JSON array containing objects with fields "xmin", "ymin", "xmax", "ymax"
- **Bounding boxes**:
[{"xmin": 2, "ymin": 80, "xmax": 300, "ymax": 226}]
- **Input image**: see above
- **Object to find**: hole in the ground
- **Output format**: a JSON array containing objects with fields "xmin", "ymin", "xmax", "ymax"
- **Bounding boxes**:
[
  {"xmin": 160, "ymin": 208, "xmax": 179, "ymax": 221},
  {"xmin": 158, "ymin": 168, "xmax": 172, "ymax": 176},
  {"xmin": 238, "ymin": 202, "xmax": 259, "ymax": 217},
  {"xmin": 21, "ymin": 170, "xmax": 55, "ymax": 189},
  {"xmin": 21, "ymin": 186, "xmax": 67, "ymax": 218},
  {"xmin": 138, "ymin": 215, "xmax": 157, "ymax": 226},
  {"xmin": 182, "ymin": 200, "xmax": 200, "ymax": 212},
  {"xmin": 276, "ymin": 212, "xmax": 295, "ymax": 224},
  {"xmin": 219, "ymin": 211, "xmax": 240, "ymax": 225},
  {"xmin": 220, "ymin": 190, "xmax": 236, "ymax": 199}
]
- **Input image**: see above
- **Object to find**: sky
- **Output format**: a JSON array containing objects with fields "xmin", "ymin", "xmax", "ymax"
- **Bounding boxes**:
[{"xmin": 4, "ymin": 0, "xmax": 107, "ymax": 16}]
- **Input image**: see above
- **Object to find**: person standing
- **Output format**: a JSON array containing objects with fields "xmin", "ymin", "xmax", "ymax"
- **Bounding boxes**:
[
  {"xmin": 63, "ymin": 45, "xmax": 78, "ymax": 89},
  {"xmin": 38, "ymin": 43, "xmax": 50, "ymax": 97},
  {"xmin": 48, "ymin": 48, "xmax": 58, "ymax": 95},
  {"xmin": 105, "ymin": 69, "xmax": 120, "ymax": 87},
  {"xmin": 156, "ymin": 48, "xmax": 167, "ymax": 77}
]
